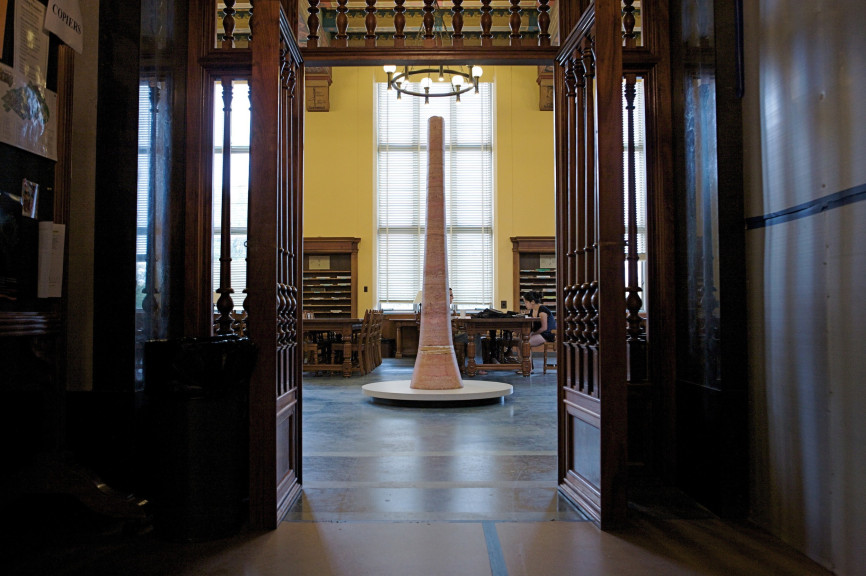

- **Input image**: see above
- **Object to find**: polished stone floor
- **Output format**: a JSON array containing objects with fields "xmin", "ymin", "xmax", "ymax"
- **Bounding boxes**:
[
  {"xmin": 3, "ymin": 358, "xmax": 833, "ymax": 575},
  {"xmin": 287, "ymin": 356, "xmax": 582, "ymax": 523}
]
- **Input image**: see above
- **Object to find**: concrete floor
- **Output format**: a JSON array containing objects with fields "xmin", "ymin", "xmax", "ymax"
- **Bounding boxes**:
[{"xmin": 4, "ymin": 357, "xmax": 832, "ymax": 575}]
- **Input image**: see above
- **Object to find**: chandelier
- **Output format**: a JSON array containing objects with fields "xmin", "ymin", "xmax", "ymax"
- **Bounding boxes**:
[{"xmin": 383, "ymin": 65, "xmax": 484, "ymax": 104}]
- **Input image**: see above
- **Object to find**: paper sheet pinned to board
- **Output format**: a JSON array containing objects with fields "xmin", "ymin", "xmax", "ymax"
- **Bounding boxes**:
[
  {"xmin": 0, "ymin": 63, "xmax": 58, "ymax": 159},
  {"xmin": 14, "ymin": 0, "xmax": 50, "ymax": 86},
  {"xmin": 37, "ymin": 221, "xmax": 64, "ymax": 298},
  {"xmin": 43, "ymin": 0, "xmax": 83, "ymax": 54}
]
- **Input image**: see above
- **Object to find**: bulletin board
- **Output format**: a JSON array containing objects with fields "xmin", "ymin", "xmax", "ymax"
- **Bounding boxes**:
[{"xmin": 0, "ymin": 0, "xmax": 60, "ymax": 306}]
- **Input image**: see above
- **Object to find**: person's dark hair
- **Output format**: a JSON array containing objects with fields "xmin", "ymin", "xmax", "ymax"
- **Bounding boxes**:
[{"xmin": 523, "ymin": 290, "xmax": 543, "ymax": 304}]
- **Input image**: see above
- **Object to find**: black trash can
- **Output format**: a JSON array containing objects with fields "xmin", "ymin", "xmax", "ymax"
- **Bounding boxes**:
[{"xmin": 143, "ymin": 335, "xmax": 257, "ymax": 542}]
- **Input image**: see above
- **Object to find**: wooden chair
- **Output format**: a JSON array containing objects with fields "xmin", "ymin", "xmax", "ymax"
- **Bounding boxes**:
[
  {"xmin": 370, "ymin": 310, "xmax": 384, "ymax": 368},
  {"xmin": 302, "ymin": 312, "xmax": 323, "ymax": 371},
  {"xmin": 351, "ymin": 310, "xmax": 374, "ymax": 375},
  {"xmin": 453, "ymin": 340, "xmax": 466, "ymax": 374},
  {"xmin": 530, "ymin": 329, "xmax": 557, "ymax": 374},
  {"xmin": 303, "ymin": 335, "xmax": 320, "ymax": 368}
]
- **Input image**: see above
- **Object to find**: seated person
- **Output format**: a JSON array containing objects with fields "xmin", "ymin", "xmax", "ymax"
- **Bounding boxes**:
[{"xmin": 506, "ymin": 290, "xmax": 556, "ymax": 362}]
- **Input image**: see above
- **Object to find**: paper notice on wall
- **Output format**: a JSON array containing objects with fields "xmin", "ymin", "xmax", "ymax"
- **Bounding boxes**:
[
  {"xmin": 539, "ymin": 255, "xmax": 556, "ymax": 269},
  {"xmin": 0, "ymin": 62, "xmax": 58, "ymax": 159},
  {"xmin": 43, "ymin": 0, "xmax": 83, "ymax": 54},
  {"xmin": 14, "ymin": 0, "xmax": 50, "ymax": 87},
  {"xmin": 37, "ymin": 221, "xmax": 64, "ymax": 298}
]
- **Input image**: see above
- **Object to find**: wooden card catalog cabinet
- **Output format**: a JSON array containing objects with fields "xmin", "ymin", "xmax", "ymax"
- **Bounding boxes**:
[
  {"xmin": 303, "ymin": 237, "xmax": 360, "ymax": 318},
  {"xmin": 511, "ymin": 236, "xmax": 556, "ymax": 316}
]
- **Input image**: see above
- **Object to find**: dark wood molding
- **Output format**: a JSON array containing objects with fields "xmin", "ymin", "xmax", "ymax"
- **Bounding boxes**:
[
  {"xmin": 93, "ymin": 2, "xmax": 142, "ymax": 392},
  {"xmin": 184, "ymin": 0, "xmax": 220, "ymax": 336},
  {"xmin": 301, "ymin": 46, "xmax": 559, "ymax": 66},
  {"xmin": 304, "ymin": 237, "xmax": 361, "ymax": 254},
  {"xmin": 510, "ymin": 235, "xmax": 555, "ymax": 253}
]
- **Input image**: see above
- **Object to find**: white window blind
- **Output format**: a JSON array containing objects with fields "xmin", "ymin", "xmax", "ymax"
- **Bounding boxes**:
[
  {"xmin": 211, "ymin": 80, "xmax": 252, "ymax": 310},
  {"xmin": 375, "ymin": 82, "xmax": 494, "ymax": 311},
  {"xmin": 136, "ymin": 83, "xmax": 152, "ymax": 310}
]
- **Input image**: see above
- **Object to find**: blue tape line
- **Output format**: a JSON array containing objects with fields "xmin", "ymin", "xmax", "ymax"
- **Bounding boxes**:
[
  {"xmin": 745, "ymin": 182, "xmax": 866, "ymax": 230},
  {"xmin": 483, "ymin": 521, "xmax": 509, "ymax": 576}
]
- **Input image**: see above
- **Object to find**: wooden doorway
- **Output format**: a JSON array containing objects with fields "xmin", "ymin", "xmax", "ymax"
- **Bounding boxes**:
[{"xmin": 195, "ymin": 0, "xmax": 635, "ymax": 530}]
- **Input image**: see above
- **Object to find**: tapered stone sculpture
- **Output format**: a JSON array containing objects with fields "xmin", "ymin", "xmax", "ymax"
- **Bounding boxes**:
[{"xmin": 410, "ymin": 116, "xmax": 463, "ymax": 390}]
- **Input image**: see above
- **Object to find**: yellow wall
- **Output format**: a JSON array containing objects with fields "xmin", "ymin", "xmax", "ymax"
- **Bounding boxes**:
[{"xmin": 304, "ymin": 66, "xmax": 555, "ymax": 311}]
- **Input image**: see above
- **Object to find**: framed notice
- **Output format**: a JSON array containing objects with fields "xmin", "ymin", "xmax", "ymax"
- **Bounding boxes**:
[{"xmin": 309, "ymin": 255, "xmax": 330, "ymax": 271}]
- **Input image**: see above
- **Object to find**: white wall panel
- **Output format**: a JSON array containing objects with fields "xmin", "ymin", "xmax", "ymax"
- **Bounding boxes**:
[
  {"xmin": 826, "ymin": 202, "xmax": 866, "ymax": 576},
  {"xmin": 745, "ymin": 1, "xmax": 866, "ymax": 574}
]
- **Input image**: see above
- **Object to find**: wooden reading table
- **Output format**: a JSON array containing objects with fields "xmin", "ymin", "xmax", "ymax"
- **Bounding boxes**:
[
  {"xmin": 302, "ymin": 317, "xmax": 362, "ymax": 377},
  {"xmin": 455, "ymin": 316, "xmax": 538, "ymax": 377},
  {"xmin": 390, "ymin": 317, "xmax": 420, "ymax": 358}
]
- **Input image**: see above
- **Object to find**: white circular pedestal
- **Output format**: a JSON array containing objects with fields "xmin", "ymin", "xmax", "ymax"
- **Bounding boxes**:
[{"xmin": 362, "ymin": 380, "xmax": 512, "ymax": 405}]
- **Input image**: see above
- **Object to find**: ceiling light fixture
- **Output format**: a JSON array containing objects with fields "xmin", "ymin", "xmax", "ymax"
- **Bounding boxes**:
[{"xmin": 383, "ymin": 65, "xmax": 483, "ymax": 104}]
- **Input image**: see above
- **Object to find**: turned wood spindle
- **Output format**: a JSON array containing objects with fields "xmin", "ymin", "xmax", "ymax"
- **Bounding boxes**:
[
  {"xmin": 141, "ymin": 81, "xmax": 161, "ymax": 336},
  {"xmin": 278, "ymin": 282, "xmax": 288, "ymax": 348},
  {"xmin": 365, "ymin": 0, "xmax": 378, "ymax": 47},
  {"xmin": 581, "ymin": 62, "xmax": 595, "ymax": 311},
  {"xmin": 221, "ymin": 0, "xmax": 236, "ymax": 49},
  {"xmin": 451, "ymin": 0, "xmax": 464, "ymax": 48},
  {"xmin": 287, "ymin": 63, "xmax": 297, "ymax": 97},
  {"xmin": 624, "ymin": 76, "xmax": 643, "ymax": 342},
  {"xmin": 216, "ymin": 78, "xmax": 236, "ymax": 335},
  {"xmin": 307, "ymin": 0, "xmax": 320, "ymax": 49},
  {"xmin": 288, "ymin": 284, "xmax": 298, "ymax": 343},
  {"xmin": 622, "ymin": 0, "xmax": 637, "ymax": 48},
  {"xmin": 480, "ymin": 0, "xmax": 493, "ymax": 47},
  {"xmin": 580, "ymin": 25, "xmax": 595, "ymax": 386},
  {"xmin": 565, "ymin": 55, "xmax": 578, "ymax": 305},
  {"xmin": 246, "ymin": 1, "xmax": 253, "ymax": 43},
  {"xmin": 509, "ymin": 0, "xmax": 522, "ymax": 46},
  {"xmin": 624, "ymin": 74, "xmax": 646, "ymax": 381},
  {"xmin": 240, "ymin": 81, "xmax": 251, "ymax": 337},
  {"xmin": 537, "ymin": 0, "xmax": 551, "ymax": 46},
  {"xmin": 574, "ymin": 282, "xmax": 586, "ymax": 346},
  {"xmin": 422, "ymin": 0, "xmax": 435, "ymax": 47},
  {"xmin": 586, "ymin": 280, "xmax": 600, "ymax": 394},
  {"xmin": 563, "ymin": 282, "xmax": 575, "ymax": 341},
  {"xmin": 336, "ymin": 0, "xmax": 349, "ymax": 47},
  {"xmin": 393, "ymin": 0, "xmax": 406, "ymax": 47},
  {"xmin": 573, "ymin": 283, "xmax": 586, "ymax": 391}
]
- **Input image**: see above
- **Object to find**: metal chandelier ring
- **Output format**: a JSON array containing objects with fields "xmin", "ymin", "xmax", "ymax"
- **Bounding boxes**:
[{"xmin": 390, "ymin": 67, "xmax": 477, "ymax": 98}]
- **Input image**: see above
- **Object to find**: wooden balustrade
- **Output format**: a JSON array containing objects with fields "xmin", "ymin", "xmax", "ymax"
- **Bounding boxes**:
[
  {"xmin": 213, "ymin": 1, "xmax": 557, "ymax": 55},
  {"xmin": 211, "ymin": 1, "xmax": 648, "ymax": 55}
]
